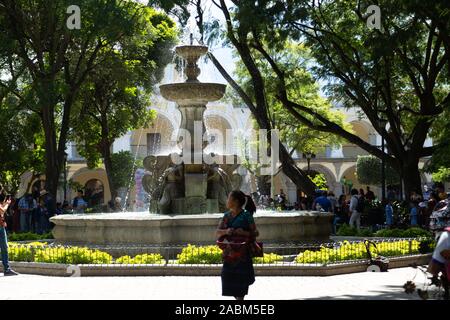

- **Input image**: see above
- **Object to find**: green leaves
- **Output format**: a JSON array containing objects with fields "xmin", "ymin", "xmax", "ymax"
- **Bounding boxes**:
[
  {"xmin": 70, "ymin": 3, "xmax": 175, "ymax": 189},
  {"xmin": 356, "ymin": 155, "xmax": 399, "ymax": 186},
  {"xmin": 431, "ymin": 167, "xmax": 450, "ymax": 183},
  {"xmin": 234, "ymin": 40, "xmax": 348, "ymax": 156},
  {"xmin": 109, "ymin": 151, "xmax": 141, "ymax": 190}
]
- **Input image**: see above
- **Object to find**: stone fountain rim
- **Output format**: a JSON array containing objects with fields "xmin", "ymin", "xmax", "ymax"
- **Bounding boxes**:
[
  {"xmin": 159, "ymin": 82, "xmax": 227, "ymax": 104},
  {"xmin": 50, "ymin": 211, "xmax": 330, "ymax": 221},
  {"xmin": 159, "ymin": 82, "xmax": 227, "ymax": 88},
  {"xmin": 175, "ymin": 44, "xmax": 209, "ymax": 50}
]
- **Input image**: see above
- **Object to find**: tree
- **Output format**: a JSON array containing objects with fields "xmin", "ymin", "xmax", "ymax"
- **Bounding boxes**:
[
  {"xmin": 309, "ymin": 173, "xmax": 327, "ymax": 191},
  {"xmin": 234, "ymin": 42, "xmax": 349, "ymax": 157},
  {"xmin": 72, "ymin": 6, "xmax": 177, "ymax": 200},
  {"xmin": 109, "ymin": 151, "xmax": 141, "ymax": 198},
  {"xmin": 0, "ymin": 105, "xmax": 44, "ymax": 194},
  {"xmin": 356, "ymin": 155, "xmax": 399, "ymax": 186},
  {"xmin": 423, "ymin": 104, "xmax": 450, "ymax": 182},
  {"xmin": 188, "ymin": 1, "xmax": 321, "ymax": 196},
  {"xmin": 232, "ymin": 42, "xmax": 348, "ymax": 195},
  {"xmin": 204, "ymin": 0, "xmax": 449, "ymax": 198},
  {"xmin": 0, "ymin": 0, "xmax": 154, "ymax": 198},
  {"xmin": 431, "ymin": 168, "xmax": 450, "ymax": 183}
]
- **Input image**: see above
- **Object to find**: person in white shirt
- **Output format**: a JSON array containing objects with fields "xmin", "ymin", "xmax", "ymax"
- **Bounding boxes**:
[
  {"xmin": 428, "ymin": 227, "xmax": 450, "ymax": 299},
  {"xmin": 429, "ymin": 228, "xmax": 450, "ymax": 274},
  {"xmin": 349, "ymin": 189, "xmax": 362, "ymax": 229}
]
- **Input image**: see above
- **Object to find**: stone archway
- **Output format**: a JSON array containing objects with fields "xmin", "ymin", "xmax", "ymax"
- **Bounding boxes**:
[
  {"xmin": 300, "ymin": 164, "xmax": 339, "ymax": 195},
  {"xmin": 339, "ymin": 164, "xmax": 380, "ymax": 197},
  {"xmin": 70, "ymin": 167, "xmax": 110, "ymax": 204},
  {"xmin": 342, "ymin": 120, "xmax": 373, "ymax": 158}
]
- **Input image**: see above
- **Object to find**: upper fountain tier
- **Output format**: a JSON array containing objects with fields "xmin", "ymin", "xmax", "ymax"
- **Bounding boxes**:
[{"xmin": 159, "ymin": 45, "xmax": 226, "ymax": 106}]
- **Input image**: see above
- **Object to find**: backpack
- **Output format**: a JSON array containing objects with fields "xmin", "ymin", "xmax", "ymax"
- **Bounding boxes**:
[{"xmin": 356, "ymin": 196, "xmax": 365, "ymax": 213}]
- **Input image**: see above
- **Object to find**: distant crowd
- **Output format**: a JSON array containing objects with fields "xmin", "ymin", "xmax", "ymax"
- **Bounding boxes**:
[
  {"xmin": 254, "ymin": 183, "xmax": 450, "ymax": 232},
  {"xmin": 0, "ymin": 188, "xmax": 127, "ymax": 234}
]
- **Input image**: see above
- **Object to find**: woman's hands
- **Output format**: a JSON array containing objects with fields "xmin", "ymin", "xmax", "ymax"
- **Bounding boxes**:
[
  {"xmin": 233, "ymin": 228, "xmax": 250, "ymax": 237},
  {"xmin": 216, "ymin": 228, "xmax": 234, "ymax": 238}
]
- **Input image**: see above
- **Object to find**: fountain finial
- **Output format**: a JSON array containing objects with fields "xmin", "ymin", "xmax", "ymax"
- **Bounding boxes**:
[{"xmin": 190, "ymin": 33, "xmax": 194, "ymax": 45}]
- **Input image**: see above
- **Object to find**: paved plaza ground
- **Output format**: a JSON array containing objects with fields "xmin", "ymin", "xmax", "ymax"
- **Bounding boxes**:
[{"xmin": 0, "ymin": 267, "xmax": 430, "ymax": 300}]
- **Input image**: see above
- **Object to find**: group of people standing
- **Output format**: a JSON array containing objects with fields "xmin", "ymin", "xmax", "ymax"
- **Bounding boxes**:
[
  {"xmin": 257, "ymin": 189, "xmax": 288, "ymax": 210},
  {"xmin": 4, "ymin": 189, "xmax": 57, "ymax": 235},
  {"xmin": 2, "ymin": 187, "xmax": 128, "ymax": 235}
]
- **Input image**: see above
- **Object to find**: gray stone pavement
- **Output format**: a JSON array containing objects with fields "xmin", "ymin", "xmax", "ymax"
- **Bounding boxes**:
[{"xmin": 0, "ymin": 267, "xmax": 428, "ymax": 300}]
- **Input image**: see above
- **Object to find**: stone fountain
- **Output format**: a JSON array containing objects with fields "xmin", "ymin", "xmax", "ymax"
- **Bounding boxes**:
[
  {"xmin": 141, "ymin": 45, "xmax": 239, "ymax": 215},
  {"xmin": 50, "ymin": 44, "xmax": 333, "ymax": 248}
]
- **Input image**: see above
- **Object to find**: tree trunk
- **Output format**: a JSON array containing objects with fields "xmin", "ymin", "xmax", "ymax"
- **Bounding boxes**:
[
  {"xmin": 41, "ymin": 103, "xmax": 61, "ymax": 199},
  {"xmin": 401, "ymin": 157, "xmax": 423, "ymax": 200},
  {"xmin": 102, "ymin": 143, "xmax": 116, "ymax": 203},
  {"xmin": 278, "ymin": 142, "xmax": 316, "ymax": 196}
]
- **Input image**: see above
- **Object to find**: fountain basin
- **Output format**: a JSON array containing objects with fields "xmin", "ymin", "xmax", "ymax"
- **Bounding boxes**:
[
  {"xmin": 175, "ymin": 45, "xmax": 209, "ymax": 61},
  {"xmin": 159, "ymin": 82, "xmax": 226, "ymax": 105},
  {"xmin": 50, "ymin": 211, "xmax": 333, "ymax": 246}
]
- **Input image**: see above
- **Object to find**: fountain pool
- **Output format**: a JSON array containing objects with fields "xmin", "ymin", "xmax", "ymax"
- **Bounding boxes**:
[{"xmin": 51, "ymin": 210, "xmax": 333, "ymax": 245}]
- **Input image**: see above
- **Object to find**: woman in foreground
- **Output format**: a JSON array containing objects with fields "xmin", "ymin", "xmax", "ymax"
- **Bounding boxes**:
[{"xmin": 216, "ymin": 190, "xmax": 258, "ymax": 300}]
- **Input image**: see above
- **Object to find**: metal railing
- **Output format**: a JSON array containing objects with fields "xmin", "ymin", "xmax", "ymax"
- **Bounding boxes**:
[{"xmin": 4, "ymin": 237, "xmax": 434, "ymax": 267}]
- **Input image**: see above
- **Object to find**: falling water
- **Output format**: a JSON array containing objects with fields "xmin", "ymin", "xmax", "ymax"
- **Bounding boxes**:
[
  {"xmin": 122, "ymin": 127, "xmax": 144, "ymax": 212},
  {"xmin": 122, "ymin": 109, "xmax": 166, "ymax": 213}
]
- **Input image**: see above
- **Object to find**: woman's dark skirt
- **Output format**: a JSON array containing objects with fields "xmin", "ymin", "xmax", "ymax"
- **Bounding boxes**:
[{"xmin": 221, "ymin": 258, "xmax": 255, "ymax": 297}]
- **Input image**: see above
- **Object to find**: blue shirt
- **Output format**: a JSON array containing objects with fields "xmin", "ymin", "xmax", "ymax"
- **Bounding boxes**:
[
  {"xmin": 410, "ymin": 207, "xmax": 418, "ymax": 226},
  {"xmin": 385, "ymin": 204, "xmax": 393, "ymax": 225},
  {"xmin": 314, "ymin": 196, "xmax": 332, "ymax": 212},
  {"xmin": 18, "ymin": 197, "xmax": 36, "ymax": 210}
]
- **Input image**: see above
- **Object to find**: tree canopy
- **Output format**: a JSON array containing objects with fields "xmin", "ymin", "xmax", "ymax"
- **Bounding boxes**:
[
  {"xmin": 72, "ymin": 6, "xmax": 177, "ymax": 199},
  {"xmin": 204, "ymin": 0, "xmax": 449, "ymax": 197},
  {"xmin": 0, "ymin": 0, "xmax": 177, "ymax": 198}
]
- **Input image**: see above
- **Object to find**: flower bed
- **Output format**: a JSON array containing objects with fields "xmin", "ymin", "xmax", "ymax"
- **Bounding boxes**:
[
  {"xmin": 294, "ymin": 239, "xmax": 431, "ymax": 264},
  {"xmin": 115, "ymin": 253, "xmax": 165, "ymax": 265},
  {"xmin": 176, "ymin": 244, "xmax": 222, "ymax": 264},
  {"xmin": 8, "ymin": 242, "xmax": 112, "ymax": 264},
  {"xmin": 6, "ymin": 238, "xmax": 434, "ymax": 266}
]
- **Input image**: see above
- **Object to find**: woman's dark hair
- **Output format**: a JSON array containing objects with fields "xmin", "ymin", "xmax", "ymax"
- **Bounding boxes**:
[
  {"xmin": 229, "ymin": 190, "xmax": 256, "ymax": 215},
  {"xmin": 351, "ymin": 188, "xmax": 359, "ymax": 196}
]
